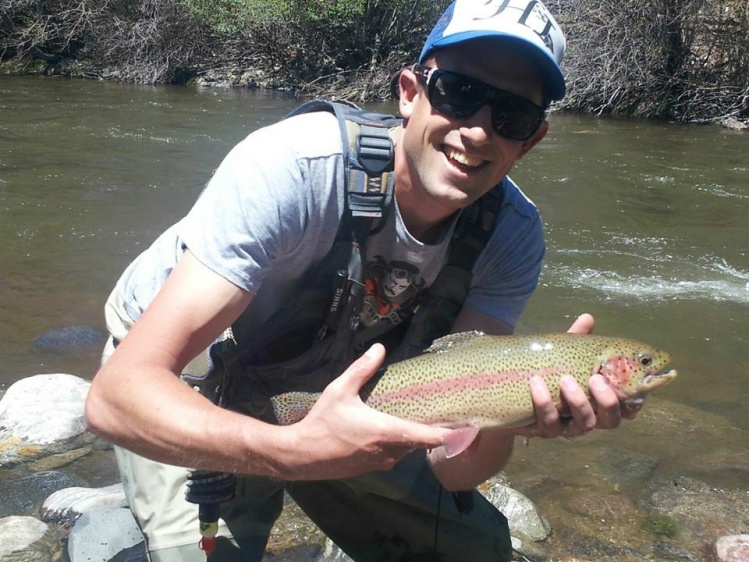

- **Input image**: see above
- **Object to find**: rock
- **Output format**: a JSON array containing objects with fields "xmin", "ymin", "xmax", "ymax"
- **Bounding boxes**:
[
  {"xmin": 0, "ymin": 374, "xmax": 100, "ymax": 467},
  {"xmin": 720, "ymin": 117, "xmax": 749, "ymax": 131},
  {"xmin": 28, "ymin": 447, "xmax": 93, "ymax": 472},
  {"xmin": 548, "ymin": 525, "xmax": 647, "ymax": 561},
  {"xmin": 483, "ymin": 481, "xmax": 551, "ymax": 542},
  {"xmin": 67, "ymin": 507, "xmax": 147, "ymax": 562},
  {"xmin": 686, "ymin": 448, "xmax": 749, "ymax": 492},
  {"xmin": 562, "ymin": 490, "xmax": 638, "ymax": 521},
  {"xmin": 264, "ymin": 544, "xmax": 325, "ymax": 561},
  {"xmin": 652, "ymin": 540, "xmax": 701, "ymax": 561},
  {"xmin": 0, "ymin": 515, "xmax": 63, "ymax": 561},
  {"xmin": 0, "ymin": 471, "xmax": 88, "ymax": 517},
  {"xmin": 41, "ymin": 483, "xmax": 127, "ymax": 527},
  {"xmin": 318, "ymin": 539, "xmax": 352, "ymax": 561},
  {"xmin": 33, "ymin": 326, "xmax": 107, "ymax": 353},
  {"xmin": 510, "ymin": 536, "xmax": 547, "ymax": 561},
  {"xmin": 0, "ymin": 516, "xmax": 48, "ymax": 557},
  {"xmin": 713, "ymin": 535, "xmax": 749, "ymax": 562}
]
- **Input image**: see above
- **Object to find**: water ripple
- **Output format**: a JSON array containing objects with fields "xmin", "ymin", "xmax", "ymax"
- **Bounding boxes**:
[{"xmin": 546, "ymin": 261, "xmax": 749, "ymax": 304}]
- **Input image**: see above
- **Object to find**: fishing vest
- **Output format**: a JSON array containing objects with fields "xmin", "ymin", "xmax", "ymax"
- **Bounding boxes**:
[{"xmin": 185, "ymin": 100, "xmax": 504, "ymax": 422}]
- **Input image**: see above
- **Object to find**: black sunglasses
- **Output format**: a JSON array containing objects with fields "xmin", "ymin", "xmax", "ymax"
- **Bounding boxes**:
[{"xmin": 412, "ymin": 64, "xmax": 545, "ymax": 141}]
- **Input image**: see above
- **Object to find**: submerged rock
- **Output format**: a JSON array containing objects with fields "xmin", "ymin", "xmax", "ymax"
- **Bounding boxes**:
[
  {"xmin": 646, "ymin": 476, "xmax": 749, "ymax": 551},
  {"xmin": 0, "ymin": 471, "xmax": 88, "ymax": 518},
  {"xmin": 28, "ymin": 447, "xmax": 94, "ymax": 472},
  {"xmin": 33, "ymin": 326, "xmax": 107, "ymax": 353}
]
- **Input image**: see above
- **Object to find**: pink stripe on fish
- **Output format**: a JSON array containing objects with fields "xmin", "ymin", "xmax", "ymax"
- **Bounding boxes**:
[{"xmin": 367, "ymin": 367, "xmax": 574, "ymax": 407}]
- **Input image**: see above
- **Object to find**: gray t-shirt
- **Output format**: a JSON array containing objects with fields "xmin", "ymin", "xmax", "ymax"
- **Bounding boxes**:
[{"xmin": 111, "ymin": 111, "xmax": 545, "ymax": 332}]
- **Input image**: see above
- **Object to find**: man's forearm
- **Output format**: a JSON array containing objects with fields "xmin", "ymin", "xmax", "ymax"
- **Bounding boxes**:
[{"xmin": 86, "ymin": 361, "xmax": 291, "ymax": 477}]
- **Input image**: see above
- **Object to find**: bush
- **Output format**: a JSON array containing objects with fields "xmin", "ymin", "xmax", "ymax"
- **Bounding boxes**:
[
  {"xmin": 243, "ymin": 0, "xmax": 449, "ymax": 100},
  {"xmin": 0, "ymin": 0, "xmax": 216, "ymax": 83},
  {"xmin": 2, "ymin": 0, "xmax": 746, "ymax": 118},
  {"xmin": 556, "ymin": 0, "xmax": 749, "ymax": 121}
]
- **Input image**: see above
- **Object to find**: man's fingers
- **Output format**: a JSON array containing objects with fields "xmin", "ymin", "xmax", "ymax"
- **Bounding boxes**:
[
  {"xmin": 560, "ymin": 375, "xmax": 597, "ymax": 432},
  {"xmin": 589, "ymin": 374, "xmax": 622, "ymax": 429},
  {"xmin": 529, "ymin": 375, "xmax": 562, "ymax": 436}
]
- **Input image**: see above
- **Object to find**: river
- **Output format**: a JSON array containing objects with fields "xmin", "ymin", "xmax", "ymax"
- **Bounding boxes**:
[{"xmin": 0, "ymin": 75, "xmax": 747, "ymax": 557}]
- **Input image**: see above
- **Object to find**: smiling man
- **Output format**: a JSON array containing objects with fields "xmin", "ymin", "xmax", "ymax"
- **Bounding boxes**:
[{"xmin": 86, "ymin": 1, "xmax": 634, "ymax": 561}]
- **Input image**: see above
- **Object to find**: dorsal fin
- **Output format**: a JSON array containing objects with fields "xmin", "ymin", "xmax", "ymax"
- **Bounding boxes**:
[{"xmin": 424, "ymin": 330, "xmax": 487, "ymax": 354}]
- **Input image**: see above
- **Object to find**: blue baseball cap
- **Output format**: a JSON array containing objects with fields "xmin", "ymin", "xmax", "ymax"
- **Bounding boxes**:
[{"xmin": 419, "ymin": 0, "xmax": 567, "ymax": 103}]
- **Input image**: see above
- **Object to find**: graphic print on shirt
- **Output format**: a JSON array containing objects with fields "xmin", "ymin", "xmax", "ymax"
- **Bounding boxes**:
[{"xmin": 361, "ymin": 256, "xmax": 426, "ymax": 328}]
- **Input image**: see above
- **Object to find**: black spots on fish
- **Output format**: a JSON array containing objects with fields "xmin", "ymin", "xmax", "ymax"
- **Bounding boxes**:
[{"xmin": 364, "ymin": 334, "xmax": 671, "ymax": 428}]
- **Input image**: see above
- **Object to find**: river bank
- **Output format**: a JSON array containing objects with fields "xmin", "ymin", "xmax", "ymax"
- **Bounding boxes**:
[
  {"xmin": 3, "ymin": 55, "xmax": 747, "ymax": 132},
  {"xmin": 2, "ymin": 0, "xmax": 748, "ymax": 126}
]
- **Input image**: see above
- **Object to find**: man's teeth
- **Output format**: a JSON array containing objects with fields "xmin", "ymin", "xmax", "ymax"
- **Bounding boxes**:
[{"xmin": 445, "ymin": 149, "xmax": 482, "ymax": 168}]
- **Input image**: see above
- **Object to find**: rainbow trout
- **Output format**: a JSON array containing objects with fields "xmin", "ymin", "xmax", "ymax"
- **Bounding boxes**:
[{"xmin": 270, "ymin": 331, "xmax": 677, "ymax": 448}]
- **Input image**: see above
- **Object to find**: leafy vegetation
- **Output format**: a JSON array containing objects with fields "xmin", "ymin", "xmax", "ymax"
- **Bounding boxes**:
[{"xmin": 1, "ymin": 0, "xmax": 747, "ymax": 122}]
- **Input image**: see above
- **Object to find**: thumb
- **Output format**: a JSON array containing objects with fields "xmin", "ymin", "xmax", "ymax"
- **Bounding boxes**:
[
  {"xmin": 568, "ymin": 313, "xmax": 595, "ymax": 334},
  {"xmin": 333, "ymin": 343, "xmax": 387, "ymax": 393},
  {"xmin": 337, "ymin": 345, "xmax": 454, "ymax": 449},
  {"xmin": 376, "ymin": 414, "xmax": 457, "ymax": 451}
]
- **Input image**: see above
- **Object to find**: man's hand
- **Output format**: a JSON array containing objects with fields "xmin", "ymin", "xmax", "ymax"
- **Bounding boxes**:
[
  {"xmin": 514, "ymin": 313, "xmax": 641, "ymax": 440},
  {"xmin": 276, "ymin": 344, "xmax": 454, "ymax": 481}
]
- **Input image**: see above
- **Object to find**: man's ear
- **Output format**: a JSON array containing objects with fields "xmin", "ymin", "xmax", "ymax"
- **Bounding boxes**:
[
  {"xmin": 518, "ymin": 120, "xmax": 549, "ymax": 159},
  {"xmin": 398, "ymin": 68, "xmax": 420, "ymax": 119}
]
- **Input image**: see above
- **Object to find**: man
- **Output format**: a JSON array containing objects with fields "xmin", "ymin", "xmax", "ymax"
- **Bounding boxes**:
[{"xmin": 86, "ymin": 1, "xmax": 635, "ymax": 560}]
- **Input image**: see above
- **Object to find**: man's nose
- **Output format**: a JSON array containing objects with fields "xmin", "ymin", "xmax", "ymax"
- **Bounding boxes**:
[{"xmin": 458, "ymin": 104, "xmax": 494, "ymax": 144}]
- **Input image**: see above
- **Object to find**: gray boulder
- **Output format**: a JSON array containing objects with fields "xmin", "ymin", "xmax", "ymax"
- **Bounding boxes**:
[
  {"xmin": 0, "ymin": 516, "xmax": 63, "ymax": 561},
  {"xmin": 0, "ymin": 374, "xmax": 99, "ymax": 467},
  {"xmin": 483, "ymin": 481, "xmax": 551, "ymax": 542},
  {"xmin": 41, "ymin": 483, "xmax": 127, "ymax": 527},
  {"xmin": 67, "ymin": 507, "xmax": 147, "ymax": 562}
]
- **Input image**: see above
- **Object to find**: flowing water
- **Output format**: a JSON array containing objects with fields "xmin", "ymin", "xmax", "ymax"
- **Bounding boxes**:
[{"xmin": 1, "ymin": 75, "xmax": 747, "ymax": 557}]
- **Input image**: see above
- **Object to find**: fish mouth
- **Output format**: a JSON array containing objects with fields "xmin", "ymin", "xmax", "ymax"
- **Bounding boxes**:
[{"xmin": 639, "ymin": 368, "xmax": 678, "ymax": 393}]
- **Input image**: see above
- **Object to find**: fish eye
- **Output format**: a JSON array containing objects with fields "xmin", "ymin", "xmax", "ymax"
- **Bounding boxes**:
[{"xmin": 638, "ymin": 353, "xmax": 653, "ymax": 366}]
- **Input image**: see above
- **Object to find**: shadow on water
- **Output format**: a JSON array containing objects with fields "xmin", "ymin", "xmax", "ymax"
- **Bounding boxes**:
[{"xmin": 1, "ymin": 76, "xmax": 747, "ymax": 559}]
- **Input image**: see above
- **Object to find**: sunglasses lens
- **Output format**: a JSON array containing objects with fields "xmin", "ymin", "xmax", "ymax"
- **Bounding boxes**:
[
  {"xmin": 423, "ymin": 67, "xmax": 543, "ymax": 141},
  {"xmin": 430, "ymin": 72, "xmax": 488, "ymax": 119},
  {"xmin": 492, "ymin": 93, "xmax": 543, "ymax": 140}
]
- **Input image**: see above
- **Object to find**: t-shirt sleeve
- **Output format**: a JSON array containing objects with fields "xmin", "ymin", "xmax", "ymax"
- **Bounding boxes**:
[
  {"xmin": 180, "ymin": 116, "xmax": 342, "ymax": 295},
  {"xmin": 464, "ymin": 179, "xmax": 546, "ymax": 329}
]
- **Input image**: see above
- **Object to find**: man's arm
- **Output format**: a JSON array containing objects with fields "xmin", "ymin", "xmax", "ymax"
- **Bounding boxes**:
[
  {"xmin": 427, "ymin": 310, "xmax": 632, "ymax": 491},
  {"xmin": 86, "ymin": 250, "xmax": 453, "ymax": 481}
]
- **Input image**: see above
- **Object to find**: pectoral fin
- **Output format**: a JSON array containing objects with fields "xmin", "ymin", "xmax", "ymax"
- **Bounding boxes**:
[{"xmin": 441, "ymin": 425, "xmax": 480, "ymax": 458}]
